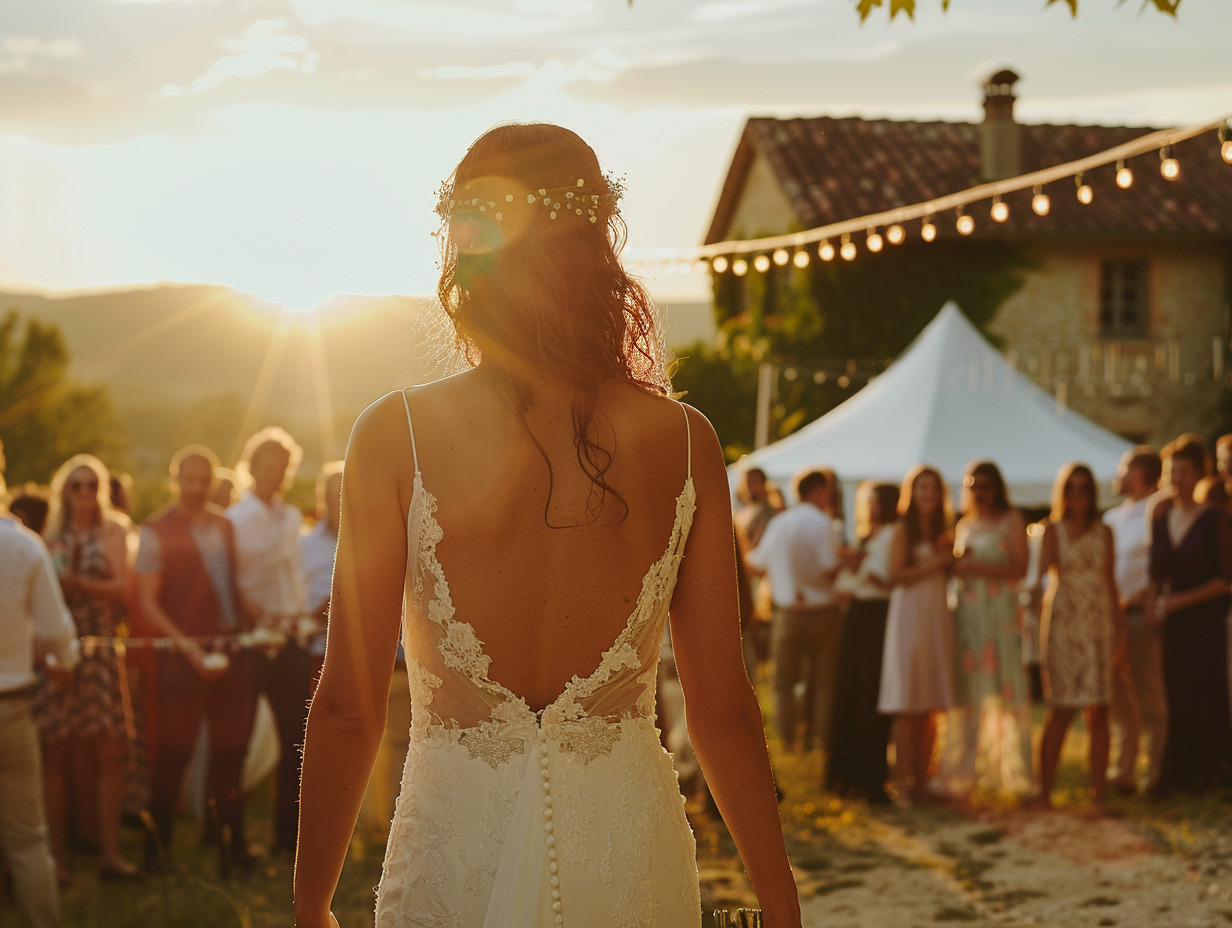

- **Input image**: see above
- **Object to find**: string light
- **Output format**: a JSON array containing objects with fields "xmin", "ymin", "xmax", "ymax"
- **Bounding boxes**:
[
  {"xmin": 752, "ymin": 253, "xmax": 770, "ymax": 273},
  {"xmin": 956, "ymin": 208, "xmax": 975, "ymax": 236},
  {"xmin": 839, "ymin": 233, "xmax": 857, "ymax": 261},
  {"xmin": 819, "ymin": 239, "xmax": 835, "ymax": 261},
  {"xmin": 792, "ymin": 250, "xmax": 810, "ymax": 268},
  {"xmin": 1032, "ymin": 184, "xmax": 1051, "ymax": 216},
  {"xmin": 886, "ymin": 223, "xmax": 905, "ymax": 245},
  {"xmin": 732, "ymin": 257, "xmax": 748, "ymax": 276},
  {"xmin": 772, "ymin": 248, "xmax": 790, "ymax": 266},
  {"xmin": 692, "ymin": 259, "xmax": 708, "ymax": 275},
  {"xmin": 1075, "ymin": 172, "xmax": 1093, "ymax": 204},
  {"xmin": 711, "ymin": 255, "xmax": 728, "ymax": 274},
  {"xmin": 990, "ymin": 195, "xmax": 1009, "ymax": 223},
  {"xmin": 1221, "ymin": 124, "xmax": 1232, "ymax": 164},
  {"xmin": 1116, "ymin": 159, "xmax": 1134, "ymax": 188},
  {"xmin": 921, "ymin": 216, "xmax": 937, "ymax": 242},
  {"xmin": 866, "ymin": 228, "xmax": 884, "ymax": 252},
  {"xmin": 1159, "ymin": 146, "xmax": 1180, "ymax": 180}
]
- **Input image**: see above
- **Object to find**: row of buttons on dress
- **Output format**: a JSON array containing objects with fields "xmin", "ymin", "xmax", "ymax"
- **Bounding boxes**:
[{"xmin": 538, "ymin": 727, "xmax": 564, "ymax": 925}]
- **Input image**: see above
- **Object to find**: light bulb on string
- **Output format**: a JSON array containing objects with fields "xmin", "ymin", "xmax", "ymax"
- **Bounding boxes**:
[
  {"xmin": 956, "ymin": 209, "xmax": 975, "ymax": 236},
  {"xmin": 1221, "ymin": 125, "xmax": 1232, "ymax": 164},
  {"xmin": 990, "ymin": 195, "xmax": 1009, "ymax": 223},
  {"xmin": 711, "ymin": 255, "xmax": 728, "ymax": 274},
  {"xmin": 792, "ymin": 250, "xmax": 810, "ymax": 268},
  {"xmin": 1031, "ymin": 184, "xmax": 1050, "ymax": 216},
  {"xmin": 693, "ymin": 259, "xmax": 709, "ymax": 275},
  {"xmin": 818, "ymin": 240, "xmax": 835, "ymax": 261},
  {"xmin": 1116, "ymin": 159, "xmax": 1133, "ymax": 189},
  {"xmin": 887, "ymin": 224, "xmax": 905, "ymax": 245},
  {"xmin": 732, "ymin": 257, "xmax": 748, "ymax": 276},
  {"xmin": 753, "ymin": 253, "xmax": 770, "ymax": 273},
  {"xmin": 1075, "ymin": 172, "xmax": 1093, "ymax": 204},
  {"xmin": 772, "ymin": 248, "xmax": 790, "ymax": 266},
  {"xmin": 676, "ymin": 261, "xmax": 691, "ymax": 275},
  {"xmin": 1159, "ymin": 145, "xmax": 1180, "ymax": 180},
  {"xmin": 866, "ymin": 228, "xmax": 884, "ymax": 252},
  {"xmin": 839, "ymin": 234, "xmax": 857, "ymax": 261},
  {"xmin": 921, "ymin": 216, "xmax": 937, "ymax": 242}
]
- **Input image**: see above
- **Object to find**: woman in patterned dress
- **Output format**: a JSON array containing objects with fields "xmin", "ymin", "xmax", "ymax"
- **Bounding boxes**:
[
  {"xmin": 947, "ymin": 461, "xmax": 1030, "ymax": 798},
  {"xmin": 38, "ymin": 454, "xmax": 136, "ymax": 878},
  {"xmin": 1035, "ymin": 462, "xmax": 1120, "ymax": 808}
]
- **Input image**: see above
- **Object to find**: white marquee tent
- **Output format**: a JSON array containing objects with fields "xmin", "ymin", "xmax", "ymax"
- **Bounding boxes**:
[{"xmin": 732, "ymin": 302, "xmax": 1133, "ymax": 509}]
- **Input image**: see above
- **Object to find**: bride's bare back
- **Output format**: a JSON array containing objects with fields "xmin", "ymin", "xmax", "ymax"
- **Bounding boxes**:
[{"xmin": 396, "ymin": 368, "xmax": 691, "ymax": 711}]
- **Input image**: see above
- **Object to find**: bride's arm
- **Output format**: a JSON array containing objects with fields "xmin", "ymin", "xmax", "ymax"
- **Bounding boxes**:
[
  {"xmin": 294, "ymin": 398, "xmax": 409, "ymax": 928},
  {"xmin": 670, "ymin": 406, "xmax": 801, "ymax": 928}
]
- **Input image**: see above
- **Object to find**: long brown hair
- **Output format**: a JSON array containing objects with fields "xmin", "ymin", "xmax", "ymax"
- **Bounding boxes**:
[
  {"xmin": 900, "ymin": 465, "xmax": 952, "ymax": 564},
  {"xmin": 436, "ymin": 124, "xmax": 669, "ymax": 524},
  {"xmin": 1049, "ymin": 461, "xmax": 1100, "ymax": 529}
]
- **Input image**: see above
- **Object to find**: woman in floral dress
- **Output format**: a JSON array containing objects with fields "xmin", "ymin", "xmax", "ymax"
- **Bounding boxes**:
[
  {"xmin": 38, "ymin": 454, "xmax": 136, "ymax": 879},
  {"xmin": 947, "ymin": 461, "xmax": 1030, "ymax": 798},
  {"xmin": 1035, "ymin": 462, "xmax": 1120, "ymax": 808}
]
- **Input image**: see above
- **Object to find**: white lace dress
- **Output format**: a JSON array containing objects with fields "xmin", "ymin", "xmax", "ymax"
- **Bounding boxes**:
[{"xmin": 375, "ymin": 394, "xmax": 702, "ymax": 928}]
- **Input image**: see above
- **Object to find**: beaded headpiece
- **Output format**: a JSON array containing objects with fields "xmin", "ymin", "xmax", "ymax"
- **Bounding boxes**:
[{"xmin": 436, "ymin": 172, "xmax": 621, "ymax": 256}]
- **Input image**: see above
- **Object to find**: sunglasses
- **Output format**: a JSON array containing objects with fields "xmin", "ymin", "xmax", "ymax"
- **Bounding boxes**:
[{"xmin": 68, "ymin": 480, "xmax": 99, "ymax": 492}]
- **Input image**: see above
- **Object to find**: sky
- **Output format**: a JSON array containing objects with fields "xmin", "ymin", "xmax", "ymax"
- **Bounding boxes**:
[{"xmin": 0, "ymin": 0, "xmax": 1229, "ymax": 311}]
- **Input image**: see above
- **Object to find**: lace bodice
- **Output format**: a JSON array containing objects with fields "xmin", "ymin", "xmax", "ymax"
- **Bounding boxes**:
[
  {"xmin": 398, "ymin": 390, "xmax": 697, "ymax": 761},
  {"xmin": 378, "ymin": 392, "xmax": 703, "ymax": 927}
]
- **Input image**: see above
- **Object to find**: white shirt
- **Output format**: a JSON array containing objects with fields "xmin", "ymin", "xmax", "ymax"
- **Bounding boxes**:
[
  {"xmin": 226, "ymin": 492, "xmax": 307, "ymax": 622},
  {"xmin": 836, "ymin": 525, "xmax": 893, "ymax": 603},
  {"xmin": 1103, "ymin": 496, "xmax": 1152, "ymax": 605},
  {"xmin": 745, "ymin": 502, "xmax": 840, "ymax": 609},
  {"xmin": 299, "ymin": 520, "xmax": 338, "ymax": 611},
  {"xmin": 0, "ymin": 516, "xmax": 78, "ymax": 692}
]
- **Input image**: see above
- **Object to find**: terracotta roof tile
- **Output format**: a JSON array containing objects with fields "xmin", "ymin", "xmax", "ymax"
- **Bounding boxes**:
[{"xmin": 715, "ymin": 115, "xmax": 1232, "ymax": 242}]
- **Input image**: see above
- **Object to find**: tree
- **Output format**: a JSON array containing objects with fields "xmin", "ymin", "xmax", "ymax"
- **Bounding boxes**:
[
  {"xmin": 855, "ymin": 0, "xmax": 1181, "ymax": 21},
  {"xmin": 0, "ymin": 309, "xmax": 127, "ymax": 486},
  {"xmin": 678, "ymin": 240, "xmax": 1032, "ymax": 460}
]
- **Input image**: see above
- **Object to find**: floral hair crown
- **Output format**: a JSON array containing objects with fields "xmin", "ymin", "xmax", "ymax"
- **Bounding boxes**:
[{"xmin": 436, "ymin": 172, "xmax": 623, "ymax": 227}]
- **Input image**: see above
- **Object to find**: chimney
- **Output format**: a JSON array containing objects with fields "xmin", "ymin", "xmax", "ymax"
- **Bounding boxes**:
[{"xmin": 980, "ymin": 68, "xmax": 1020, "ymax": 181}]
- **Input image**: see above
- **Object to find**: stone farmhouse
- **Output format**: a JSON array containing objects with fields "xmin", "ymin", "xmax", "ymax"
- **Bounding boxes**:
[{"xmin": 704, "ymin": 70, "xmax": 1232, "ymax": 447}]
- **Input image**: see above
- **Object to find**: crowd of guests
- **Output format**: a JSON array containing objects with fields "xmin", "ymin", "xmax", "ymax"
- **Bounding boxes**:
[
  {"xmin": 0, "ymin": 429, "xmax": 344, "ymax": 928},
  {"xmin": 734, "ymin": 432, "xmax": 1232, "ymax": 810}
]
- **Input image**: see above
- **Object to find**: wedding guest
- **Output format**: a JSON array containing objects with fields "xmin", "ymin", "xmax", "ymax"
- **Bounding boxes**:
[
  {"xmin": 1215, "ymin": 433, "xmax": 1232, "ymax": 481},
  {"xmin": 878, "ymin": 465, "xmax": 955, "ymax": 808},
  {"xmin": 0, "ymin": 441, "xmax": 77, "ymax": 928},
  {"xmin": 734, "ymin": 467, "xmax": 780, "ymax": 669},
  {"xmin": 1147, "ymin": 434, "xmax": 1232, "ymax": 796},
  {"xmin": 135, "ymin": 446, "xmax": 255, "ymax": 872},
  {"xmin": 948, "ymin": 461, "xmax": 1030, "ymax": 798},
  {"xmin": 209, "ymin": 468, "xmax": 240, "ymax": 511},
  {"xmin": 746, "ymin": 469, "xmax": 842, "ymax": 754},
  {"xmin": 37, "ymin": 454, "xmax": 136, "ymax": 879},
  {"xmin": 1104, "ymin": 447, "xmax": 1166, "ymax": 796},
  {"xmin": 299, "ymin": 461, "xmax": 343, "ymax": 685},
  {"xmin": 227, "ymin": 426, "xmax": 307, "ymax": 856},
  {"xmin": 827, "ymin": 481, "xmax": 898, "ymax": 803},
  {"xmin": 8, "ymin": 487, "xmax": 50, "ymax": 535},
  {"xmin": 1035, "ymin": 463, "xmax": 1119, "ymax": 808}
]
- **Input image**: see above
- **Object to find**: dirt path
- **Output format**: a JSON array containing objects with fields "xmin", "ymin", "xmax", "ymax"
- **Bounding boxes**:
[{"xmin": 786, "ymin": 803, "xmax": 1232, "ymax": 928}]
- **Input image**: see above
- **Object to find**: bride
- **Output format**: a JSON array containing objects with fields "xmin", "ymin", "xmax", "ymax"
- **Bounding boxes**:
[{"xmin": 292, "ymin": 123, "xmax": 800, "ymax": 928}]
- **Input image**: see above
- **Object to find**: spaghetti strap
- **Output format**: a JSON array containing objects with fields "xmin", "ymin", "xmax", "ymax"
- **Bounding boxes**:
[
  {"xmin": 680, "ymin": 402, "xmax": 692, "ymax": 481},
  {"xmin": 400, "ymin": 387, "xmax": 420, "ymax": 474}
]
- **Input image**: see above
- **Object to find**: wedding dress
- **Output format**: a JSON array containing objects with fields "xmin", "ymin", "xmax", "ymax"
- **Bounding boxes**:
[{"xmin": 375, "ymin": 392, "xmax": 703, "ymax": 927}]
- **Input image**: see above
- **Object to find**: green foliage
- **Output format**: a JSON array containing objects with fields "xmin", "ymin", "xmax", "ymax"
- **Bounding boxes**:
[
  {"xmin": 694, "ymin": 241, "xmax": 1031, "ymax": 456},
  {"xmin": 856, "ymin": 0, "xmax": 1180, "ymax": 20},
  {"xmin": 0, "ymin": 309, "xmax": 127, "ymax": 486}
]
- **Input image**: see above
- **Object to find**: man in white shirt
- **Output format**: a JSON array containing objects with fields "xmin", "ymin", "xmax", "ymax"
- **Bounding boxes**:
[
  {"xmin": 227, "ymin": 427, "xmax": 308, "ymax": 855},
  {"xmin": 746, "ymin": 469, "xmax": 842, "ymax": 754},
  {"xmin": 0, "ymin": 440, "xmax": 78, "ymax": 928},
  {"xmin": 1104, "ymin": 446, "xmax": 1166, "ymax": 795}
]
